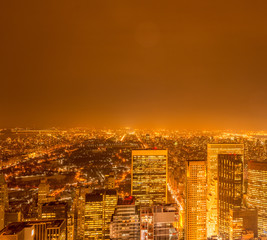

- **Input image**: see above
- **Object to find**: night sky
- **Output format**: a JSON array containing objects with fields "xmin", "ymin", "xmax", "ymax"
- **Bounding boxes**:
[{"xmin": 1, "ymin": 1, "xmax": 267, "ymax": 130}]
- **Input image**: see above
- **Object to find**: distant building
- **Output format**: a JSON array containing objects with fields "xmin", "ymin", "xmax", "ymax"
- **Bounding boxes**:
[
  {"xmin": 186, "ymin": 160, "xmax": 207, "ymax": 240},
  {"xmin": 104, "ymin": 172, "xmax": 115, "ymax": 189},
  {"xmin": 218, "ymin": 154, "xmax": 243, "ymax": 239},
  {"xmin": 0, "ymin": 174, "xmax": 8, "ymax": 230},
  {"xmin": 38, "ymin": 179, "xmax": 55, "ymax": 218},
  {"xmin": 229, "ymin": 207, "xmax": 258, "ymax": 240},
  {"xmin": 131, "ymin": 149, "xmax": 168, "ymax": 205},
  {"xmin": 0, "ymin": 219, "xmax": 66, "ymax": 240},
  {"xmin": 247, "ymin": 161, "xmax": 267, "ymax": 236},
  {"xmin": 140, "ymin": 204, "xmax": 179, "ymax": 240},
  {"xmin": 38, "ymin": 179, "xmax": 50, "ymax": 205},
  {"xmin": 207, "ymin": 144, "xmax": 244, "ymax": 237},
  {"xmin": 84, "ymin": 189, "xmax": 117, "ymax": 240},
  {"xmin": 110, "ymin": 196, "xmax": 140, "ymax": 240}
]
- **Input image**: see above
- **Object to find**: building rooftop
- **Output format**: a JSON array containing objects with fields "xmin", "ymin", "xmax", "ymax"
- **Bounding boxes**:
[
  {"xmin": 0, "ymin": 219, "xmax": 65, "ymax": 235},
  {"xmin": 248, "ymin": 160, "xmax": 267, "ymax": 171},
  {"xmin": 0, "ymin": 222, "xmax": 32, "ymax": 235},
  {"xmin": 42, "ymin": 201, "xmax": 67, "ymax": 207},
  {"xmin": 86, "ymin": 189, "xmax": 117, "ymax": 202}
]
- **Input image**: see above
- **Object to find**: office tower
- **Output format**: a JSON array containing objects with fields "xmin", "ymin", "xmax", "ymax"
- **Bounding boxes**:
[
  {"xmin": 0, "ymin": 220, "xmax": 66, "ymax": 240},
  {"xmin": 110, "ymin": 196, "xmax": 140, "ymax": 240},
  {"xmin": 218, "ymin": 154, "xmax": 243, "ymax": 239},
  {"xmin": 41, "ymin": 201, "xmax": 68, "ymax": 239},
  {"xmin": 104, "ymin": 172, "xmax": 115, "ymax": 189},
  {"xmin": 38, "ymin": 179, "xmax": 55, "ymax": 218},
  {"xmin": 0, "ymin": 174, "xmax": 8, "ymax": 231},
  {"xmin": 229, "ymin": 208, "xmax": 258, "ymax": 240},
  {"xmin": 131, "ymin": 149, "xmax": 168, "ymax": 205},
  {"xmin": 247, "ymin": 161, "xmax": 267, "ymax": 236},
  {"xmin": 140, "ymin": 204, "xmax": 179, "ymax": 240},
  {"xmin": 207, "ymin": 144, "xmax": 244, "ymax": 237},
  {"xmin": 185, "ymin": 160, "xmax": 207, "ymax": 240},
  {"xmin": 41, "ymin": 201, "xmax": 68, "ymax": 220},
  {"xmin": 84, "ymin": 189, "xmax": 117, "ymax": 240},
  {"xmin": 85, "ymin": 193, "xmax": 103, "ymax": 240},
  {"xmin": 38, "ymin": 179, "xmax": 50, "ymax": 204},
  {"xmin": 74, "ymin": 187, "xmax": 90, "ymax": 240}
]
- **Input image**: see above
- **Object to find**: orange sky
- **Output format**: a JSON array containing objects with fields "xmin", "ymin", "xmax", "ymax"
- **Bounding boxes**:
[{"xmin": 1, "ymin": 1, "xmax": 267, "ymax": 130}]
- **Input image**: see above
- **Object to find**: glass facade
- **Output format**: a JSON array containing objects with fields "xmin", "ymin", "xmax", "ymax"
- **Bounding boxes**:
[
  {"xmin": 247, "ymin": 161, "xmax": 267, "ymax": 236},
  {"xmin": 207, "ymin": 144, "xmax": 244, "ymax": 237},
  {"xmin": 131, "ymin": 150, "xmax": 168, "ymax": 205},
  {"xmin": 186, "ymin": 160, "xmax": 207, "ymax": 240},
  {"xmin": 218, "ymin": 154, "xmax": 243, "ymax": 239}
]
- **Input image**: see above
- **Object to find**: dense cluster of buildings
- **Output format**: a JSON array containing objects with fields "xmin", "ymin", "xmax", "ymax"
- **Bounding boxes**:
[{"xmin": 0, "ymin": 129, "xmax": 266, "ymax": 239}]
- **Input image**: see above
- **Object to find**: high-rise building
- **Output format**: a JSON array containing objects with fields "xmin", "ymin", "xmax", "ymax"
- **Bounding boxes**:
[
  {"xmin": 229, "ymin": 207, "xmax": 258, "ymax": 240},
  {"xmin": 207, "ymin": 144, "xmax": 244, "ymax": 237},
  {"xmin": 218, "ymin": 154, "xmax": 243, "ymax": 239},
  {"xmin": 104, "ymin": 172, "xmax": 115, "ymax": 189},
  {"xmin": 41, "ymin": 201, "xmax": 68, "ymax": 220},
  {"xmin": 84, "ymin": 189, "xmax": 117, "ymax": 240},
  {"xmin": 131, "ymin": 149, "xmax": 168, "ymax": 205},
  {"xmin": 38, "ymin": 179, "xmax": 55, "ymax": 218},
  {"xmin": 110, "ymin": 196, "xmax": 140, "ymax": 240},
  {"xmin": 40, "ymin": 201, "xmax": 68, "ymax": 240},
  {"xmin": 247, "ymin": 161, "xmax": 267, "ymax": 236},
  {"xmin": 140, "ymin": 204, "xmax": 179, "ymax": 240},
  {"xmin": 0, "ymin": 174, "xmax": 8, "ymax": 231},
  {"xmin": 185, "ymin": 160, "xmax": 207, "ymax": 240},
  {"xmin": 74, "ymin": 187, "xmax": 90, "ymax": 240},
  {"xmin": 38, "ymin": 179, "xmax": 50, "ymax": 205}
]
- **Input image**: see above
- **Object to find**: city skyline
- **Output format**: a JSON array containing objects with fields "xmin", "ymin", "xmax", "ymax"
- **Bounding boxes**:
[{"xmin": 1, "ymin": 1, "xmax": 267, "ymax": 239}]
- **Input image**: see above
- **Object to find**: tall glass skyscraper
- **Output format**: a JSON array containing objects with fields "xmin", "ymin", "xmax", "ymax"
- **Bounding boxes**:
[
  {"xmin": 247, "ymin": 161, "xmax": 267, "ymax": 236},
  {"xmin": 186, "ymin": 160, "xmax": 207, "ymax": 240},
  {"xmin": 84, "ymin": 189, "xmax": 117, "ymax": 240},
  {"xmin": 131, "ymin": 149, "xmax": 168, "ymax": 205},
  {"xmin": 207, "ymin": 144, "xmax": 244, "ymax": 237},
  {"xmin": 218, "ymin": 154, "xmax": 243, "ymax": 239}
]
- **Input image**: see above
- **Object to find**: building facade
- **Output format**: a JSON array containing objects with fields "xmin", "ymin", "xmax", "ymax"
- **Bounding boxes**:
[
  {"xmin": 218, "ymin": 154, "xmax": 243, "ymax": 239},
  {"xmin": 186, "ymin": 160, "xmax": 207, "ymax": 240},
  {"xmin": 131, "ymin": 149, "xmax": 168, "ymax": 205},
  {"xmin": 84, "ymin": 189, "xmax": 117, "ymax": 240},
  {"xmin": 110, "ymin": 196, "xmax": 140, "ymax": 240},
  {"xmin": 247, "ymin": 161, "xmax": 267, "ymax": 236},
  {"xmin": 207, "ymin": 144, "xmax": 244, "ymax": 237},
  {"xmin": 140, "ymin": 204, "xmax": 179, "ymax": 240}
]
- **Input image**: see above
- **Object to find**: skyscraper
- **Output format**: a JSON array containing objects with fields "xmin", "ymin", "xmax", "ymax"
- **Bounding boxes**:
[
  {"xmin": 218, "ymin": 154, "xmax": 243, "ymax": 239},
  {"xmin": 207, "ymin": 144, "xmax": 244, "ymax": 237},
  {"xmin": 247, "ymin": 161, "xmax": 267, "ymax": 236},
  {"xmin": 185, "ymin": 160, "xmax": 207, "ymax": 240},
  {"xmin": 74, "ymin": 187, "xmax": 90, "ymax": 240},
  {"xmin": 0, "ymin": 174, "xmax": 8, "ymax": 230},
  {"xmin": 38, "ymin": 179, "xmax": 50, "ymax": 205},
  {"xmin": 84, "ymin": 189, "xmax": 117, "ymax": 240},
  {"xmin": 38, "ymin": 179, "xmax": 55, "ymax": 218},
  {"xmin": 131, "ymin": 149, "xmax": 168, "ymax": 205}
]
